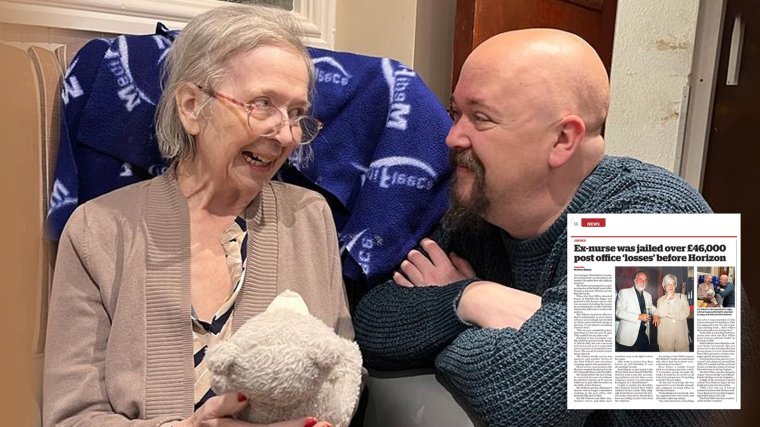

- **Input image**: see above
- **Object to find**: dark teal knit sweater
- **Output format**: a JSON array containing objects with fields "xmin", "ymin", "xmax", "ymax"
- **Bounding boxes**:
[{"xmin": 354, "ymin": 156, "xmax": 730, "ymax": 426}]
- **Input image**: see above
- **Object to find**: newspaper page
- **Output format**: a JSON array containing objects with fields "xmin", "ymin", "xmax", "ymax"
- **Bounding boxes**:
[{"xmin": 567, "ymin": 214, "xmax": 740, "ymax": 410}]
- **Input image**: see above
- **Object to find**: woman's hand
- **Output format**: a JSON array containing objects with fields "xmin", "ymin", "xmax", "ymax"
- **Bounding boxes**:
[
  {"xmin": 265, "ymin": 418, "xmax": 333, "ymax": 427},
  {"xmin": 394, "ymin": 238, "xmax": 476, "ymax": 287},
  {"xmin": 175, "ymin": 393, "xmax": 332, "ymax": 427}
]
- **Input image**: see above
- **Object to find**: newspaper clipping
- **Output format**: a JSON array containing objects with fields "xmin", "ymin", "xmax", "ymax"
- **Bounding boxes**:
[{"xmin": 567, "ymin": 214, "xmax": 740, "ymax": 410}]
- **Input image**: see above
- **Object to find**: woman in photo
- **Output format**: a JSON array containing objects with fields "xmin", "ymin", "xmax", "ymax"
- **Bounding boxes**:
[
  {"xmin": 697, "ymin": 276, "xmax": 719, "ymax": 307},
  {"xmin": 653, "ymin": 274, "xmax": 690, "ymax": 352}
]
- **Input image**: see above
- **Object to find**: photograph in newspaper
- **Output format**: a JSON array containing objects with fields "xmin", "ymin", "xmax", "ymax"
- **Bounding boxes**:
[
  {"xmin": 567, "ymin": 214, "xmax": 740, "ymax": 410},
  {"xmin": 695, "ymin": 266, "xmax": 738, "ymax": 405},
  {"xmin": 615, "ymin": 267, "xmax": 694, "ymax": 353},
  {"xmin": 696, "ymin": 268, "xmax": 736, "ymax": 308}
]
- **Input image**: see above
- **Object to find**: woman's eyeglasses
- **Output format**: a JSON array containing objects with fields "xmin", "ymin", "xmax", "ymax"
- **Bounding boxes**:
[{"xmin": 199, "ymin": 86, "xmax": 322, "ymax": 145}]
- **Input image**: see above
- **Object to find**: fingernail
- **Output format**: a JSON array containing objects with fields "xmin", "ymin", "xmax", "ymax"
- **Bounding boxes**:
[
  {"xmin": 303, "ymin": 418, "xmax": 318, "ymax": 427},
  {"xmin": 237, "ymin": 393, "xmax": 247, "ymax": 402}
]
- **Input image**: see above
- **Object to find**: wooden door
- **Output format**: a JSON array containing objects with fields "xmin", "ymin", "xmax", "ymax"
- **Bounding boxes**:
[
  {"xmin": 701, "ymin": 0, "xmax": 758, "ymax": 277},
  {"xmin": 700, "ymin": 1, "xmax": 759, "ymax": 421},
  {"xmin": 452, "ymin": 0, "xmax": 618, "ymax": 90}
]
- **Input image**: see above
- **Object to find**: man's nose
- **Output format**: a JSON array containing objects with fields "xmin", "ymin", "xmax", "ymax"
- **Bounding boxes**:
[{"xmin": 445, "ymin": 120, "xmax": 470, "ymax": 150}]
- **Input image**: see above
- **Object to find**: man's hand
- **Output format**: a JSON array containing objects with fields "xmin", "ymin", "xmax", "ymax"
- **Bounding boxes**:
[
  {"xmin": 457, "ymin": 281, "xmax": 542, "ymax": 329},
  {"xmin": 653, "ymin": 315, "xmax": 660, "ymax": 327},
  {"xmin": 638, "ymin": 313, "xmax": 651, "ymax": 322},
  {"xmin": 394, "ymin": 238, "xmax": 475, "ymax": 287}
]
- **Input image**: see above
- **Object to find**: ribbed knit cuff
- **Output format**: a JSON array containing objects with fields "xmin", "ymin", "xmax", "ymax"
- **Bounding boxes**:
[{"xmin": 452, "ymin": 277, "xmax": 483, "ymax": 327}]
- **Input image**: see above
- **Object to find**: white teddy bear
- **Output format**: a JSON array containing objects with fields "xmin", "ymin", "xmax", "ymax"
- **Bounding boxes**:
[{"xmin": 205, "ymin": 290, "xmax": 363, "ymax": 427}]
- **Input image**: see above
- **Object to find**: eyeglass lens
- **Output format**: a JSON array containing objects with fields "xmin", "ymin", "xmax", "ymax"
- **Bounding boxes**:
[{"xmin": 247, "ymin": 106, "xmax": 320, "ymax": 145}]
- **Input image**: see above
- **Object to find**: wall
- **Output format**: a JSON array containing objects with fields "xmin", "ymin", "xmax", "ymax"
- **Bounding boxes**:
[
  {"xmin": 605, "ymin": 0, "xmax": 701, "ymax": 172},
  {"xmin": 334, "ymin": 0, "xmax": 456, "ymax": 105},
  {"xmin": 412, "ymin": 0, "xmax": 456, "ymax": 106}
]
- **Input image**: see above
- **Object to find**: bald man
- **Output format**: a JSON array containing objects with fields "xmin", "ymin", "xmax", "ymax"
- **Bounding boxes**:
[
  {"xmin": 354, "ymin": 30, "xmax": 713, "ymax": 426},
  {"xmin": 717, "ymin": 274, "xmax": 735, "ymax": 307}
]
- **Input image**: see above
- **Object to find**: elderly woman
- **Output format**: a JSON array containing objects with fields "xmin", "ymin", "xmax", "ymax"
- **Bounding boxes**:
[
  {"xmin": 653, "ymin": 274, "xmax": 690, "ymax": 352},
  {"xmin": 697, "ymin": 274, "xmax": 718, "ymax": 307},
  {"xmin": 43, "ymin": 5, "xmax": 350, "ymax": 427}
]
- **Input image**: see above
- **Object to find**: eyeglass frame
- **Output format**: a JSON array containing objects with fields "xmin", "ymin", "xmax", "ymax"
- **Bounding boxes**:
[{"xmin": 197, "ymin": 85, "xmax": 323, "ymax": 145}]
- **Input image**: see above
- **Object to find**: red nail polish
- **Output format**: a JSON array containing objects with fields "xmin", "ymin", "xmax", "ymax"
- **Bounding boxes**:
[
  {"xmin": 303, "ymin": 417, "xmax": 318, "ymax": 427},
  {"xmin": 237, "ymin": 393, "xmax": 247, "ymax": 402}
]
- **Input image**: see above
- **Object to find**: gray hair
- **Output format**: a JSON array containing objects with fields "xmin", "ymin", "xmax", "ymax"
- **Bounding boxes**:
[
  {"xmin": 155, "ymin": 4, "xmax": 315, "ymax": 164},
  {"xmin": 661, "ymin": 274, "xmax": 677, "ymax": 289}
]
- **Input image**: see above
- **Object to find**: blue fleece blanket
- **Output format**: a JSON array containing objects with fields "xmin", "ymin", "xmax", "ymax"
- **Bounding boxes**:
[
  {"xmin": 289, "ymin": 48, "xmax": 452, "ymax": 286},
  {"xmin": 47, "ymin": 25, "xmax": 177, "ymax": 240},
  {"xmin": 47, "ymin": 32, "xmax": 452, "ymax": 289}
]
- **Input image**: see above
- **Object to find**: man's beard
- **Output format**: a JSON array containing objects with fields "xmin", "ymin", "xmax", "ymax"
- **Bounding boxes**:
[{"xmin": 442, "ymin": 149, "xmax": 490, "ymax": 231}]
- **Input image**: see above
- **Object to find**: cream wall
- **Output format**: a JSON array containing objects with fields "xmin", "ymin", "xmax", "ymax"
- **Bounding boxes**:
[
  {"xmin": 605, "ymin": 0, "xmax": 701, "ymax": 172},
  {"xmin": 334, "ymin": 0, "xmax": 455, "ymax": 105}
]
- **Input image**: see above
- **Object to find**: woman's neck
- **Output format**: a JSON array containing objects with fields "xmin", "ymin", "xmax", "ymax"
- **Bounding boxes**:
[{"xmin": 175, "ymin": 161, "xmax": 255, "ymax": 218}]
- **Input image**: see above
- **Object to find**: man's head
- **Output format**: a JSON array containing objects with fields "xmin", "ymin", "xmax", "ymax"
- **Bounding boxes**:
[
  {"xmin": 633, "ymin": 271, "xmax": 648, "ymax": 292},
  {"xmin": 445, "ymin": 29, "xmax": 609, "ymax": 235},
  {"xmin": 719, "ymin": 274, "xmax": 729, "ymax": 287}
]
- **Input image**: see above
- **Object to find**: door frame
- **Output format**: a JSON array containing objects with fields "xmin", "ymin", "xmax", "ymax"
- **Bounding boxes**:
[{"xmin": 679, "ymin": 0, "xmax": 728, "ymax": 190}]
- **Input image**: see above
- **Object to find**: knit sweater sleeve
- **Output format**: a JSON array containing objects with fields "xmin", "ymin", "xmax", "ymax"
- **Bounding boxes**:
[
  {"xmin": 592, "ymin": 158, "xmax": 713, "ymax": 215},
  {"xmin": 434, "ymin": 279, "xmax": 587, "ymax": 427},
  {"xmin": 353, "ymin": 279, "xmax": 476, "ymax": 370}
]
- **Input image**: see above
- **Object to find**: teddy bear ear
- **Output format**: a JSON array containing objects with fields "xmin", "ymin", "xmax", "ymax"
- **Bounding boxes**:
[
  {"xmin": 266, "ymin": 289, "xmax": 310, "ymax": 315},
  {"xmin": 205, "ymin": 341, "xmax": 240, "ymax": 377},
  {"xmin": 307, "ymin": 338, "xmax": 342, "ymax": 370}
]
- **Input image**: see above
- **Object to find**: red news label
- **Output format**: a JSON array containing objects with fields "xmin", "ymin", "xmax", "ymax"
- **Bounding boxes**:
[{"xmin": 581, "ymin": 218, "xmax": 606, "ymax": 227}]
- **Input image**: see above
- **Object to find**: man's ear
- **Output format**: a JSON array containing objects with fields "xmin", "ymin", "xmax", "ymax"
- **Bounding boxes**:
[
  {"xmin": 176, "ymin": 83, "xmax": 204, "ymax": 136},
  {"xmin": 548, "ymin": 115, "xmax": 585, "ymax": 168}
]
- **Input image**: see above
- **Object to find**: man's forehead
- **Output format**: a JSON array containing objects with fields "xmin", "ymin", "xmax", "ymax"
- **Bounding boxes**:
[{"xmin": 450, "ymin": 94, "xmax": 491, "ymax": 108}]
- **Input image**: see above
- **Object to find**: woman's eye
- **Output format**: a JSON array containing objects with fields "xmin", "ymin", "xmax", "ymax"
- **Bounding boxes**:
[
  {"xmin": 448, "ymin": 108, "xmax": 461, "ymax": 121},
  {"xmin": 288, "ymin": 108, "xmax": 306, "ymax": 118},
  {"xmin": 251, "ymin": 97, "xmax": 272, "ymax": 108},
  {"xmin": 474, "ymin": 114, "xmax": 491, "ymax": 122}
]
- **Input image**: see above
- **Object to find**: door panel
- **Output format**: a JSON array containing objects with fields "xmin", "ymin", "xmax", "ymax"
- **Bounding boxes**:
[
  {"xmin": 700, "ymin": 1, "xmax": 759, "ymax": 421},
  {"xmin": 452, "ymin": 0, "xmax": 617, "ymax": 90},
  {"xmin": 702, "ymin": 0, "xmax": 759, "ymax": 272}
]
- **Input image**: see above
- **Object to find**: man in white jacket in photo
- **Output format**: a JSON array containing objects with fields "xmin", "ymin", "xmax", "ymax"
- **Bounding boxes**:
[{"xmin": 616, "ymin": 271, "xmax": 654, "ymax": 351}]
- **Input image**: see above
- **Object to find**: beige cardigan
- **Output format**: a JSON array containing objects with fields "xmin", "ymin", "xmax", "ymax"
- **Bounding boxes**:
[{"xmin": 43, "ymin": 173, "xmax": 353, "ymax": 426}]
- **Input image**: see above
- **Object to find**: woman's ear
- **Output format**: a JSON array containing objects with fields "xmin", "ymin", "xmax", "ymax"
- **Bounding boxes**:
[
  {"xmin": 176, "ymin": 83, "xmax": 204, "ymax": 136},
  {"xmin": 548, "ymin": 114, "xmax": 586, "ymax": 169}
]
